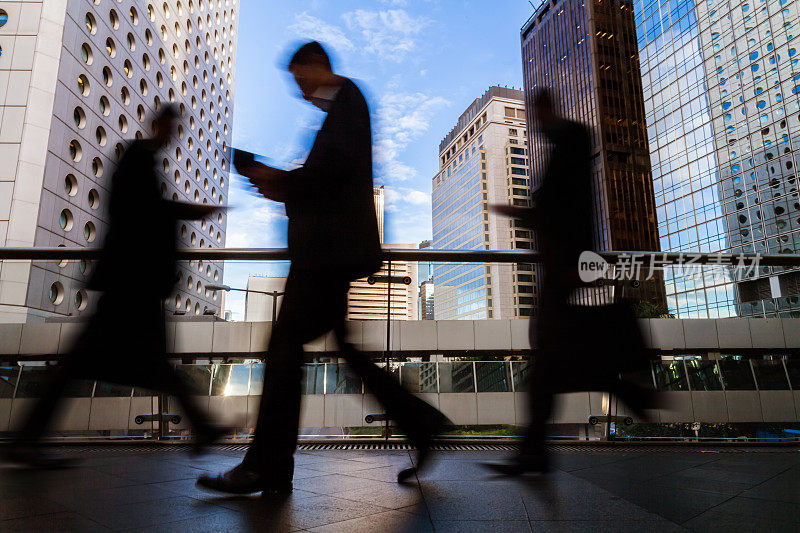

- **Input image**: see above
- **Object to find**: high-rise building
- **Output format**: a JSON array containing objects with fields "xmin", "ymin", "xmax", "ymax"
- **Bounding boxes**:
[
  {"xmin": 631, "ymin": 0, "xmax": 800, "ymax": 318},
  {"xmin": 521, "ymin": 0, "xmax": 665, "ymax": 307},
  {"xmin": 418, "ymin": 239, "xmax": 433, "ymax": 283},
  {"xmin": 346, "ymin": 187, "xmax": 418, "ymax": 321},
  {"xmin": 0, "ymin": 1, "xmax": 237, "ymax": 322},
  {"xmin": 432, "ymin": 86, "xmax": 536, "ymax": 320},
  {"xmin": 417, "ymin": 239, "xmax": 434, "ymax": 320},
  {"xmin": 244, "ymin": 276, "xmax": 285, "ymax": 322},
  {"xmin": 418, "ymin": 278, "xmax": 434, "ymax": 320}
]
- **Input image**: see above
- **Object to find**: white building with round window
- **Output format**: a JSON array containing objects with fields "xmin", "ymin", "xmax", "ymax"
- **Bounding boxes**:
[{"xmin": 0, "ymin": 0, "xmax": 238, "ymax": 321}]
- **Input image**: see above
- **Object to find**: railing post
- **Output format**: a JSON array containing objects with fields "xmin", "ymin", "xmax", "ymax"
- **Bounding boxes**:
[
  {"xmin": 385, "ymin": 259, "xmax": 392, "ymax": 443},
  {"xmin": 156, "ymin": 393, "xmax": 165, "ymax": 441}
]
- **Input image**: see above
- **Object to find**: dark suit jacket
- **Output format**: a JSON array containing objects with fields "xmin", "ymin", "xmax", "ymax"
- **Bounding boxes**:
[
  {"xmin": 522, "ymin": 118, "xmax": 594, "ymax": 267},
  {"xmin": 90, "ymin": 139, "xmax": 204, "ymax": 298},
  {"xmin": 283, "ymin": 77, "xmax": 382, "ymax": 280}
]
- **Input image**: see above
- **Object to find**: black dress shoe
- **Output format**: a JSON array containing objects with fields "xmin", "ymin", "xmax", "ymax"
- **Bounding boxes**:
[
  {"xmin": 397, "ymin": 409, "xmax": 450, "ymax": 483},
  {"xmin": 197, "ymin": 464, "xmax": 292, "ymax": 495},
  {"xmin": 481, "ymin": 454, "xmax": 549, "ymax": 477},
  {"xmin": 2, "ymin": 446, "xmax": 76, "ymax": 470}
]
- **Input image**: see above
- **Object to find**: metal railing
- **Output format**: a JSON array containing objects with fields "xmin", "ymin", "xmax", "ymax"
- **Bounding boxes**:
[{"xmin": 2, "ymin": 247, "xmax": 800, "ymax": 265}]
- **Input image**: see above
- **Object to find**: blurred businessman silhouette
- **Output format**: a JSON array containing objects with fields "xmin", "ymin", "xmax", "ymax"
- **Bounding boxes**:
[
  {"xmin": 197, "ymin": 41, "xmax": 448, "ymax": 495},
  {"xmin": 5, "ymin": 106, "xmax": 222, "ymax": 468},
  {"xmin": 486, "ymin": 89, "xmax": 657, "ymax": 475}
]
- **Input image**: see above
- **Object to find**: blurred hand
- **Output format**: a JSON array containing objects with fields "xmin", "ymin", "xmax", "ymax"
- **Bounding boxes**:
[
  {"xmin": 247, "ymin": 163, "xmax": 287, "ymax": 203},
  {"xmin": 490, "ymin": 204, "xmax": 528, "ymax": 218}
]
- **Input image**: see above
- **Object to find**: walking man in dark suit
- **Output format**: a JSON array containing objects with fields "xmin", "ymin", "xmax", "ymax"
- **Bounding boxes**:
[
  {"xmin": 485, "ymin": 89, "xmax": 656, "ymax": 475},
  {"xmin": 5, "ymin": 106, "xmax": 222, "ymax": 468},
  {"xmin": 198, "ymin": 41, "xmax": 447, "ymax": 495}
]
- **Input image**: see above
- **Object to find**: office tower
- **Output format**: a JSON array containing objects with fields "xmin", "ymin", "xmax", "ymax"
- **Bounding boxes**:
[
  {"xmin": 521, "ymin": 0, "xmax": 665, "ymax": 308},
  {"xmin": 432, "ymin": 86, "xmax": 536, "ymax": 320},
  {"xmin": 244, "ymin": 276, "xmax": 285, "ymax": 322},
  {"xmin": 0, "ymin": 1, "xmax": 237, "ymax": 322},
  {"xmin": 374, "ymin": 186, "xmax": 385, "ymax": 243},
  {"xmin": 346, "ymin": 187, "xmax": 418, "ymax": 320},
  {"xmin": 418, "ymin": 239, "xmax": 433, "ymax": 282},
  {"xmin": 631, "ymin": 0, "xmax": 800, "ymax": 318},
  {"xmin": 417, "ymin": 239, "xmax": 433, "ymax": 319},
  {"xmin": 418, "ymin": 278, "xmax": 434, "ymax": 320}
]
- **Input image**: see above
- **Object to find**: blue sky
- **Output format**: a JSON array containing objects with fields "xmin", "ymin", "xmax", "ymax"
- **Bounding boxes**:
[{"xmin": 223, "ymin": 0, "xmax": 533, "ymax": 319}]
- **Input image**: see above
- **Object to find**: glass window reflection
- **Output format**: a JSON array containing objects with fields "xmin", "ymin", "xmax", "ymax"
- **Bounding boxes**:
[
  {"xmin": 685, "ymin": 360, "xmax": 723, "ymax": 390},
  {"xmin": 302, "ymin": 364, "xmax": 325, "ymax": 394},
  {"xmin": 174, "ymin": 365, "xmax": 212, "ymax": 395},
  {"xmin": 210, "ymin": 364, "xmax": 250, "ymax": 396},
  {"xmin": 475, "ymin": 362, "xmax": 511, "ymax": 392},
  {"xmin": 0, "ymin": 366, "xmax": 19, "ymax": 398},
  {"xmin": 438, "ymin": 362, "xmax": 475, "ymax": 393},
  {"xmin": 324, "ymin": 363, "xmax": 362, "ymax": 394},
  {"xmin": 751, "ymin": 360, "xmax": 790, "ymax": 390},
  {"xmin": 653, "ymin": 361, "xmax": 689, "ymax": 391},
  {"xmin": 94, "ymin": 381, "xmax": 133, "ymax": 397},
  {"xmin": 719, "ymin": 359, "xmax": 757, "ymax": 390},
  {"xmin": 400, "ymin": 363, "xmax": 438, "ymax": 393},
  {"xmin": 512, "ymin": 361, "xmax": 532, "ymax": 392},
  {"xmin": 249, "ymin": 364, "xmax": 264, "ymax": 396}
]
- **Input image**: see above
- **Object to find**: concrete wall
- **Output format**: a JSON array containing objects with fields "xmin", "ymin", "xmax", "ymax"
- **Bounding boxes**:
[{"xmin": 1, "ymin": 318, "xmax": 798, "ymax": 355}]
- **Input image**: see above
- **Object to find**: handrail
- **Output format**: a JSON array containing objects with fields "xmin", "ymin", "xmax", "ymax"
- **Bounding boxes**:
[{"xmin": 1, "ymin": 247, "xmax": 800, "ymax": 266}]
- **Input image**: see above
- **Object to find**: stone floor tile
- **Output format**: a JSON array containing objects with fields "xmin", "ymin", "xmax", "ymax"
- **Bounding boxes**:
[
  {"xmin": 83, "ymin": 495, "xmax": 229, "ymax": 530},
  {"xmin": 682, "ymin": 496, "xmax": 800, "ymax": 531},
  {"xmin": 293, "ymin": 473, "xmax": 395, "ymax": 495},
  {"xmin": 419, "ymin": 480, "xmax": 529, "ymax": 521},
  {"xmin": 432, "ymin": 519, "xmax": 532, "ymax": 532},
  {"xmin": 0, "ymin": 511, "xmax": 109, "ymax": 532},
  {"xmin": 308, "ymin": 508, "xmax": 434, "ymax": 533}
]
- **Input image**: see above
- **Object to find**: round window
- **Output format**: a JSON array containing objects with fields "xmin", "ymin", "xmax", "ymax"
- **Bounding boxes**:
[
  {"xmin": 96, "ymin": 126, "xmax": 107, "ymax": 146},
  {"xmin": 73, "ymin": 107, "xmax": 86, "ymax": 129},
  {"xmin": 80, "ymin": 43, "xmax": 93, "ymax": 65},
  {"xmin": 84, "ymin": 221, "xmax": 96, "ymax": 242},
  {"xmin": 102, "ymin": 67, "xmax": 113, "ymax": 87},
  {"xmin": 88, "ymin": 189, "xmax": 100, "ymax": 209},
  {"xmin": 69, "ymin": 140, "xmax": 82, "ymax": 162},
  {"xmin": 58, "ymin": 209, "xmax": 74, "ymax": 231},
  {"xmin": 49, "ymin": 282, "xmax": 65, "ymax": 305},
  {"xmin": 64, "ymin": 174, "xmax": 78, "ymax": 197},
  {"xmin": 75, "ymin": 289, "xmax": 88, "ymax": 311},
  {"xmin": 99, "ymin": 96, "xmax": 110, "ymax": 116},
  {"xmin": 77, "ymin": 74, "xmax": 90, "ymax": 96},
  {"xmin": 91, "ymin": 157, "xmax": 103, "ymax": 178}
]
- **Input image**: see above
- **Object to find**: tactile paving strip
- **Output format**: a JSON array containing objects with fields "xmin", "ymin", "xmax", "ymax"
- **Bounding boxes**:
[{"xmin": 22, "ymin": 442, "xmax": 800, "ymax": 454}]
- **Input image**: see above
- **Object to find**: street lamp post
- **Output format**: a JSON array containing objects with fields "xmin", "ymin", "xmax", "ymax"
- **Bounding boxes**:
[{"xmin": 206, "ymin": 284, "xmax": 285, "ymax": 323}]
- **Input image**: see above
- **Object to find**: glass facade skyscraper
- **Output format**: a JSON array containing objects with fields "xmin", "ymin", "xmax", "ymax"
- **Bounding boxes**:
[
  {"xmin": 521, "ymin": 0, "xmax": 666, "ymax": 307},
  {"xmin": 634, "ymin": 0, "xmax": 800, "ymax": 317}
]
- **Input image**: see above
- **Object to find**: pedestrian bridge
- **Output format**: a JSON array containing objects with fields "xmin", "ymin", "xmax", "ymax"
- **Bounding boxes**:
[
  {"xmin": 0, "ymin": 319, "xmax": 799, "ymax": 436},
  {"xmin": 3, "ymin": 317, "xmax": 799, "ymax": 356}
]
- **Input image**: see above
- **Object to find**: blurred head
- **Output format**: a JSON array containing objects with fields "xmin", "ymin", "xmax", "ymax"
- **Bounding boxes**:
[
  {"xmin": 287, "ymin": 41, "xmax": 336, "ymax": 103},
  {"xmin": 532, "ymin": 88, "xmax": 557, "ymax": 126},
  {"xmin": 153, "ymin": 105, "xmax": 178, "ymax": 146}
]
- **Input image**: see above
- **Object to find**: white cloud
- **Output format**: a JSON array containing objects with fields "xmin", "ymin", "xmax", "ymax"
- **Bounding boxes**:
[
  {"xmin": 373, "ymin": 91, "xmax": 449, "ymax": 182},
  {"xmin": 384, "ymin": 186, "xmax": 431, "ymax": 207},
  {"xmin": 224, "ymin": 185, "xmax": 287, "ymax": 249},
  {"xmin": 341, "ymin": 9, "xmax": 430, "ymax": 62},
  {"xmin": 287, "ymin": 12, "xmax": 355, "ymax": 53}
]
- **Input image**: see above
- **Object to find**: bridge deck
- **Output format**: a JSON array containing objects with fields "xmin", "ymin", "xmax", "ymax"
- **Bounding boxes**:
[{"xmin": 1, "ymin": 444, "xmax": 798, "ymax": 531}]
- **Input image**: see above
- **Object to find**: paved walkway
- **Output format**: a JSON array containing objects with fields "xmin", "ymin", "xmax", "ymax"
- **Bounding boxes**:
[{"xmin": 1, "ymin": 444, "xmax": 799, "ymax": 531}]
